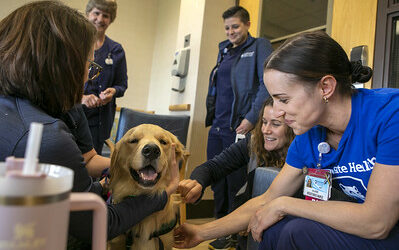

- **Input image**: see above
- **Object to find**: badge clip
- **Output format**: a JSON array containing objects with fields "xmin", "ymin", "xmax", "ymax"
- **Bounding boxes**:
[{"xmin": 105, "ymin": 53, "xmax": 113, "ymax": 65}]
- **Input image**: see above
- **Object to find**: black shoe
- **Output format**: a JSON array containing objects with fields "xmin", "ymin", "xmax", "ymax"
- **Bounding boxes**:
[
  {"xmin": 229, "ymin": 233, "xmax": 238, "ymax": 247},
  {"xmin": 208, "ymin": 236, "xmax": 234, "ymax": 250}
]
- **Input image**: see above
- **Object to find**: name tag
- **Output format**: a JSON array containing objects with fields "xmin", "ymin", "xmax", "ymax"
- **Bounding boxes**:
[
  {"xmin": 303, "ymin": 168, "xmax": 332, "ymax": 201},
  {"xmin": 241, "ymin": 51, "xmax": 254, "ymax": 58}
]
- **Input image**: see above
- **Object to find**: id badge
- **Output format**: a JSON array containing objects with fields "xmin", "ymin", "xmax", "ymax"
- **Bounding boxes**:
[
  {"xmin": 235, "ymin": 133, "xmax": 245, "ymax": 143},
  {"xmin": 303, "ymin": 168, "xmax": 332, "ymax": 201}
]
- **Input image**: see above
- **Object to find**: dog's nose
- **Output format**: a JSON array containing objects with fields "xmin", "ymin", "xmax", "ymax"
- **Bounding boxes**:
[{"xmin": 142, "ymin": 144, "xmax": 160, "ymax": 160}]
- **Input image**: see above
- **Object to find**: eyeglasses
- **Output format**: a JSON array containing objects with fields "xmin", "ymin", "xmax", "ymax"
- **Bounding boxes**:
[{"xmin": 88, "ymin": 59, "xmax": 103, "ymax": 81}]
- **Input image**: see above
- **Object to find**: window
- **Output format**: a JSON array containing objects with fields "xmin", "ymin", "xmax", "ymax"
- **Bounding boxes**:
[
  {"xmin": 259, "ymin": 0, "xmax": 330, "ymax": 50},
  {"xmin": 373, "ymin": 0, "xmax": 399, "ymax": 88}
]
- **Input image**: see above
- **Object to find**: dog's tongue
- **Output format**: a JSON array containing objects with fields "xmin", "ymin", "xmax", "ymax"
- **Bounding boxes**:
[{"xmin": 138, "ymin": 166, "xmax": 158, "ymax": 181}]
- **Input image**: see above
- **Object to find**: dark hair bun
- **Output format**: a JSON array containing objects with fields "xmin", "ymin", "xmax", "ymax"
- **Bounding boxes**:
[{"xmin": 350, "ymin": 60, "xmax": 373, "ymax": 83}]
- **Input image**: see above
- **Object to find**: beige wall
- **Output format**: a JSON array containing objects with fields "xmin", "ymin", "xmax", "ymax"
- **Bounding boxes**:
[
  {"xmin": 331, "ymin": 0, "xmax": 378, "ymax": 89},
  {"xmin": 147, "ymin": 0, "xmax": 181, "ymax": 114},
  {"xmin": 0, "ymin": 0, "xmax": 159, "ymax": 111},
  {"xmin": 64, "ymin": 0, "xmax": 160, "ymax": 110}
]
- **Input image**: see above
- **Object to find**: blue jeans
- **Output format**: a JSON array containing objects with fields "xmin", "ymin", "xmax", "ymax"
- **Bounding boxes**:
[
  {"xmin": 259, "ymin": 215, "xmax": 399, "ymax": 250},
  {"xmin": 207, "ymin": 126, "xmax": 247, "ymax": 218}
]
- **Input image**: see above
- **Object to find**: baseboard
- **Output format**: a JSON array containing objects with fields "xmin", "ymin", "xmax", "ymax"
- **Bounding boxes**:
[{"xmin": 186, "ymin": 199, "xmax": 214, "ymax": 219}]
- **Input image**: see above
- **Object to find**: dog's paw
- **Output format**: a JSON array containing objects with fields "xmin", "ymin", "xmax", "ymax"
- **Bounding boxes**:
[{"xmin": 170, "ymin": 193, "xmax": 182, "ymax": 205}]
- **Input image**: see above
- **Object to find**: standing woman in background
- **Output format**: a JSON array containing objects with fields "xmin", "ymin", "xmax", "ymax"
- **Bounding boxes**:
[
  {"xmin": 83, "ymin": 0, "xmax": 128, "ymax": 155},
  {"xmin": 205, "ymin": 6, "xmax": 273, "ymax": 249}
]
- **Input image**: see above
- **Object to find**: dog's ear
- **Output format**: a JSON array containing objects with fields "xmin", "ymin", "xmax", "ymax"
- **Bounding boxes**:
[
  {"xmin": 109, "ymin": 140, "xmax": 122, "ymax": 183},
  {"xmin": 171, "ymin": 135, "xmax": 188, "ymax": 164}
]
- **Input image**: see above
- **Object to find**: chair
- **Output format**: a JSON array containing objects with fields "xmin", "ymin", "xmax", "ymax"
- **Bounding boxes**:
[
  {"xmin": 247, "ymin": 167, "xmax": 280, "ymax": 250},
  {"xmin": 106, "ymin": 107, "xmax": 191, "ymax": 223},
  {"xmin": 115, "ymin": 108, "xmax": 190, "ymax": 145}
]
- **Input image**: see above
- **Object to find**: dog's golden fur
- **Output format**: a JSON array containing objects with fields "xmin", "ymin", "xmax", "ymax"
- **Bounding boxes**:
[{"xmin": 108, "ymin": 124, "xmax": 186, "ymax": 250}]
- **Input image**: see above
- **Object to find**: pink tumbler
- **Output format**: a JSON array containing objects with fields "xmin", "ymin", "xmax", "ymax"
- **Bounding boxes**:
[{"xmin": 0, "ymin": 158, "xmax": 107, "ymax": 250}]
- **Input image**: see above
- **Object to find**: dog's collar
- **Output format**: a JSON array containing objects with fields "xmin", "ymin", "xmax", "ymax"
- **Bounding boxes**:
[
  {"xmin": 149, "ymin": 215, "xmax": 178, "ymax": 239},
  {"xmin": 134, "ymin": 215, "xmax": 178, "ymax": 240}
]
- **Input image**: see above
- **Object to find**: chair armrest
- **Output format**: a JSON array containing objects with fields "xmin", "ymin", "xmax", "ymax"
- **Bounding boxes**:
[
  {"xmin": 247, "ymin": 167, "xmax": 281, "ymax": 250},
  {"xmin": 252, "ymin": 167, "xmax": 280, "ymax": 197}
]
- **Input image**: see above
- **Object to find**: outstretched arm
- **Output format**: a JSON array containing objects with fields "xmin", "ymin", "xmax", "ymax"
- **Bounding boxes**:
[{"xmin": 174, "ymin": 164, "xmax": 303, "ymax": 248}]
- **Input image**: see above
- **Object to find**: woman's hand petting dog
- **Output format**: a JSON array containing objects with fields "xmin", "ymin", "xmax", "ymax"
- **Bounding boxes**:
[
  {"xmin": 165, "ymin": 143, "xmax": 180, "ymax": 196},
  {"xmin": 178, "ymin": 179, "xmax": 202, "ymax": 204}
]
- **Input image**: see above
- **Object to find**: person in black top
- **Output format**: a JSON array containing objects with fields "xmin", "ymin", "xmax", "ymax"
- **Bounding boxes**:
[
  {"xmin": 62, "ymin": 104, "xmax": 110, "ymax": 178},
  {"xmin": 0, "ymin": 1, "xmax": 178, "ymax": 247},
  {"xmin": 205, "ymin": 6, "xmax": 273, "ymax": 249},
  {"xmin": 179, "ymin": 98, "xmax": 294, "ymax": 249}
]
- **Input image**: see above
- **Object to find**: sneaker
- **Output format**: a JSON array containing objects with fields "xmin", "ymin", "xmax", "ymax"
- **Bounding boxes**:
[
  {"xmin": 208, "ymin": 235, "xmax": 234, "ymax": 250},
  {"xmin": 229, "ymin": 233, "xmax": 238, "ymax": 247}
]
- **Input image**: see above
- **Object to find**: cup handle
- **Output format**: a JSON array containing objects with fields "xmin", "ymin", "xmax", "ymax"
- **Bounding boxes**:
[{"xmin": 70, "ymin": 192, "xmax": 107, "ymax": 250}]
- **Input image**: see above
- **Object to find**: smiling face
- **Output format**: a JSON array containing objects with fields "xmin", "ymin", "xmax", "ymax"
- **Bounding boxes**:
[
  {"xmin": 261, "ymin": 105, "xmax": 289, "ymax": 151},
  {"xmin": 264, "ymin": 69, "xmax": 325, "ymax": 135},
  {"xmin": 224, "ymin": 16, "xmax": 250, "ymax": 47},
  {"xmin": 86, "ymin": 7, "xmax": 111, "ymax": 34}
]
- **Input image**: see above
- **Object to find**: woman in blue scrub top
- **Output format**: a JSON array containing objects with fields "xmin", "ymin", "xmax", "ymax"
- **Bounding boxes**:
[
  {"xmin": 173, "ymin": 31, "xmax": 399, "ymax": 250},
  {"xmin": 83, "ymin": 0, "xmax": 128, "ymax": 154}
]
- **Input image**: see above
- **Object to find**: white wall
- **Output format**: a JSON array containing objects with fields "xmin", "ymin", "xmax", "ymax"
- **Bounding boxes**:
[{"xmin": 147, "ymin": 0, "xmax": 181, "ymax": 114}]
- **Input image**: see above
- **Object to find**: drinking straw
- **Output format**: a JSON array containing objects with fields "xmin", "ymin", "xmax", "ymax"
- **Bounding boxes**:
[{"xmin": 23, "ymin": 122, "xmax": 43, "ymax": 175}]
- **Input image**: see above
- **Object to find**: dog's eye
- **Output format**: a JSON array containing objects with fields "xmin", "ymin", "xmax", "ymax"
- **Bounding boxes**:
[
  {"xmin": 159, "ymin": 139, "xmax": 167, "ymax": 145},
  {"xmin": 129, "ymin": 138, "xmax": 138, "ymax": 144}
]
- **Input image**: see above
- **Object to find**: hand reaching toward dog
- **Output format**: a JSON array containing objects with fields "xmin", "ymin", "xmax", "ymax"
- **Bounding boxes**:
[
  {"xmin": 174, "ymin": 223, "xmax": 204, "ymax": 248},
  {"xmin": 165, "ymin": 143, "xmax": 179, "ymax": 196},
  {"xmin": 178, "ymin": 179, "xmax": 203, "ymax": 203}
]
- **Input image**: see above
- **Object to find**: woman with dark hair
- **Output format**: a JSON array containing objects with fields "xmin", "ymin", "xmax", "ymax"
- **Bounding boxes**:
[
  {"xmin": 0, "ymin": 1, "xmax": 178, "ymax": 247},
  {"xmin": 174, "ymin": 31, "xmax": 399, "ymax": 249},
  {"xmin": 179, "ymin": 97, "xmax": 294, "ymax": 248},
  {"xmin": 83, "ymin": 0, "xmax": 128, "ymax": 155}
]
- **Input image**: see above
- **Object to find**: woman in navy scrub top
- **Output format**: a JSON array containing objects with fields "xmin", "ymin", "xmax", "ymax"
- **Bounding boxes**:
[{"xmin": 83, "ymin": 0, "xmax": 128, "ymax": 154}]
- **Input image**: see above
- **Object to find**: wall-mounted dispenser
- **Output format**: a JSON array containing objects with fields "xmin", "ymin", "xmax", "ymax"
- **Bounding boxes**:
[
  {"xmin": 171, "ymin": 47, "xmax": 190, "ymax": 92},
  {"xmin": 171, "ymin": 48, "xmax": 190, "ymax": 77}
]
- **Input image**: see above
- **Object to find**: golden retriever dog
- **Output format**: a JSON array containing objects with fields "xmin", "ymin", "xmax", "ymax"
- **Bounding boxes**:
[{"xmin": 108, "ymin": 124, "xmax": 186, "ymax": 250}]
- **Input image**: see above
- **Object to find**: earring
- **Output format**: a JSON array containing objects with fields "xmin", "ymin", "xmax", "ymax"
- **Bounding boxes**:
[{"xmin": 323, "ymin": 96, "xmax": 329, "ymax": 103}]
